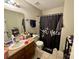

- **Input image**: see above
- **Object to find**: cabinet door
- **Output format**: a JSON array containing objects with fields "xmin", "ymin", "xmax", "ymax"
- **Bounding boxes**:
[
  {"xmin": 8, "ymin": 54, "xmax": 18, "ymax": 59},
  {"xmin": 24, "ymin": 42, "xmax": 36, "ymax": 59},
  {"xmin": 8, "ymin": 42, "xmax": 36, "ymax": 59}
]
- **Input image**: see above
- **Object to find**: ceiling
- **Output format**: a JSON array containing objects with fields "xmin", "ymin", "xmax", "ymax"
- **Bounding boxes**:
[{"xmin": 25, "ymin": 0, "xmax": 64, "ymax": 10}]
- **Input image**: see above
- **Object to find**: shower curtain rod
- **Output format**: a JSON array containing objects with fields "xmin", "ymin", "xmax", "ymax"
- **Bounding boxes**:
[
  {"xmin": 36, "ymin": 13, "xmax": 63, "ymax": 17},
  {"xmin": 42, "ymin": 13, "xmax": 63, "ymax": 16}
]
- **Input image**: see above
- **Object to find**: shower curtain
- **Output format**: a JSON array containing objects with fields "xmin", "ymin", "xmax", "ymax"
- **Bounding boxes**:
[{"xmin": 40, "ymin": 13, "xmax": 63, "ymax": 50}]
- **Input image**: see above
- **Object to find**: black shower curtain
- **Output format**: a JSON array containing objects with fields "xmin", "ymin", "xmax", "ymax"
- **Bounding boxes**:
[{"xmin": 40, "ymin": 13, "xmax": 63, "ymax": 50}]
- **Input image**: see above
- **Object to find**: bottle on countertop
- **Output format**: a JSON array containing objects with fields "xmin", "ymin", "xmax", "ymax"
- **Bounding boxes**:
[{"xmin": 11, "ymin": 35, "xmax": 16, "ymax": 43}]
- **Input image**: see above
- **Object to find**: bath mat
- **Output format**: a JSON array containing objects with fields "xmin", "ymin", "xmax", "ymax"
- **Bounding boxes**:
[{"xmin": 42, "ymin": 47, "xmax": 53, "ymax": 54}]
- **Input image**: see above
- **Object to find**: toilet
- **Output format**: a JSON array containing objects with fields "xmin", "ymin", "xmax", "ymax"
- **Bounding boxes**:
[
  {"xmin": 33, "ymin": 34, "xmax": 44, "ymax": 49},
  {"xmin": 36, "ymin": 41, "xmax": 44, "ymax": 49}
]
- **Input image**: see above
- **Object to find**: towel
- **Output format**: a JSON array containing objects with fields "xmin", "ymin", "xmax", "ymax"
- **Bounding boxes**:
[{"xmin": 30, "ymin": 20, "xmax": 36, "ymax": 27}]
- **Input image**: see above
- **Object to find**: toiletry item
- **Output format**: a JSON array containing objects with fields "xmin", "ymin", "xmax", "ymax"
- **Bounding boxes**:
[
  {"xmin": 11, "ymin": 27, "xmax": 19, "ymax": 37},
  {"xmin": 11, "ymin": 35, "xmax": 15, "ymax": 43},
  {"xmin": 19, "ymin": 35, "xmax": 25, "ymax": 40},
  {"xmin": 25, "ymin": 40, "xmax": 28, "ymax": 44},
  {"xmin": 30, "ymin": 33, "xmax": 33, "ymax": 37},
  {"xmin": 24, "ymin": 32, "xmax": 28, "ymax": 35}
]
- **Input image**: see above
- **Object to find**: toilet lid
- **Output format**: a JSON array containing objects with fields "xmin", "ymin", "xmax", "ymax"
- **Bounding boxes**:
[{"xmin": 36, "ymin": 41, "xmax": 43, "ymax": 46}]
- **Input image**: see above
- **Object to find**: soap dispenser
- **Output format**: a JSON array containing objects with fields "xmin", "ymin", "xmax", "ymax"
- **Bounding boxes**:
[{"xmin": 11, "ymin": 35, "xmax": 16, "ymax": 44}]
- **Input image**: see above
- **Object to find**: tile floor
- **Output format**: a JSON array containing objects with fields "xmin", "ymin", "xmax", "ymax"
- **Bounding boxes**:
[{"xmin": 33, "ymin": 47, "xmax": 63, "ymax": 59}]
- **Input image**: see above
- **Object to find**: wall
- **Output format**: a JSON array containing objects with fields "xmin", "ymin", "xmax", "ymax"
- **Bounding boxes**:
[
  {"xmin": 4, "ymin": 0, "xmax": 41, "ymax": 34},
  {"xmin": 60, "ymin": 0, "xmax": 74, "ymax": 51},
  {"xmin": 4, "ymin": 9, "xmax": 24, "ymax": 34},
  {"xmin": 24, "ymin": 17, "xmax": 40, "ymax": 34},
  {"xmin": 42, "ymin": 7, "xmax": 64, "ymax": 15},
  {"xmin": 15, "ymin": 0, "xmax": 41, "ymax": 34},
  {"xmin": 4, "ymin": 0, "xmax": 41, "ymax": 43}
]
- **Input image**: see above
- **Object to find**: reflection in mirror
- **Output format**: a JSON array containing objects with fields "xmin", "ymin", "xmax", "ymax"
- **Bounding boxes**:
[{"xmin": 4, "ymin": 9, "xmax": 25, "ymax": 43}]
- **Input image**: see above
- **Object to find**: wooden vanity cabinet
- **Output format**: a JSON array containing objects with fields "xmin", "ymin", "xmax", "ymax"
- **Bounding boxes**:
[{"xmin": 8, "ymin": 41, "xmax": 36, "ymax": 59}]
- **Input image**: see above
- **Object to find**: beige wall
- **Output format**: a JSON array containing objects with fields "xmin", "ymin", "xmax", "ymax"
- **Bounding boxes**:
[
  {"xmin": 15, "ymin": 0, "xmax": 42, "ymax": 19},
  {"xmin": 42, "ymin": 7, "xmax": 64, "ymax": 15},
  {"xmin": 15, "ymin": 0, "xmax": 41, "ymax": 34},
  {"xmin": 24, "ymin": 17, "xmax": 40, "ymax": 34},
  {"xmin": 6, "ymin": 0, "xmax": 41, "ymax": 34},
  {"xmin": 60, "ymin": 0, "xmax": 74, "ymax": 51},
  {"xmin": 4, "ymin": 9, "xmax": 24, "ymax": 34}
]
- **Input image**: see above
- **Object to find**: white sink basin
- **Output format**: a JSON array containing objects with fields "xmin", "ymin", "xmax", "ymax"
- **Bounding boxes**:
[{"xmin": 9, "ymin": 41, "xmax": 24, "ymax": 50}]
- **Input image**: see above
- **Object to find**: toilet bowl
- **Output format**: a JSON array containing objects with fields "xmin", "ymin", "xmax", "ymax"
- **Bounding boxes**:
[
  {"xmin": 33, "ymin": 35, "xmax": 39, "ymax": 42},
  {"xmin": 33, "ymin": 34, "xmax": 44, "ymax": 49},
  {"xmin": 36, "ymin": 41, "xmax": 44, "ymax": 49}
]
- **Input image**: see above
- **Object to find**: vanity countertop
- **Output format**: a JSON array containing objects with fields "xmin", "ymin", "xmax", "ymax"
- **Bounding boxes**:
[{"xmin": 8, "ymin": 36, "xmax": 36, "ymax": 57}]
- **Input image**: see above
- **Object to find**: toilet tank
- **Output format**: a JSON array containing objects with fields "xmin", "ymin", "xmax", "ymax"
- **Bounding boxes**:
[{"xmin": 33, "ymin": 35, "xmax": 39, "ymax": 42}]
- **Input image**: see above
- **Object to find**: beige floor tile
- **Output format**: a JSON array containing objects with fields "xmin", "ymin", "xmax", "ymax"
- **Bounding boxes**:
[{"xmin": 33, "ymin": 47, "xmax": 63, "ymax": 59}]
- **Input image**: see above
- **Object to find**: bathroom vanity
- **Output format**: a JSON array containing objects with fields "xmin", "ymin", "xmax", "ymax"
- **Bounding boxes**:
[{"xmin": 8, "ymin": 38, "xmax": 36, "ymax": 59}]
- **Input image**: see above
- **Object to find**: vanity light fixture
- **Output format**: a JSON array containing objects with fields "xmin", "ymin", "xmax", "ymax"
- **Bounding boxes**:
[{"xmin": 5, "ymin": 0, "xmax": 21, "ymax": 8}]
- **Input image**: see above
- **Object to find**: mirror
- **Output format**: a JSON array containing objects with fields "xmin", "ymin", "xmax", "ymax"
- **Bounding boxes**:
[{"xmin": 4, "ymin": 9, "xmax": 24, "ymax": 42}]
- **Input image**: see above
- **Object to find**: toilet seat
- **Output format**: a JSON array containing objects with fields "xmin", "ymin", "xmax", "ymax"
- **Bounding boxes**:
[{"xmin": 36, "ymin": 41, "xmax": 44, "ymax": 49}]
